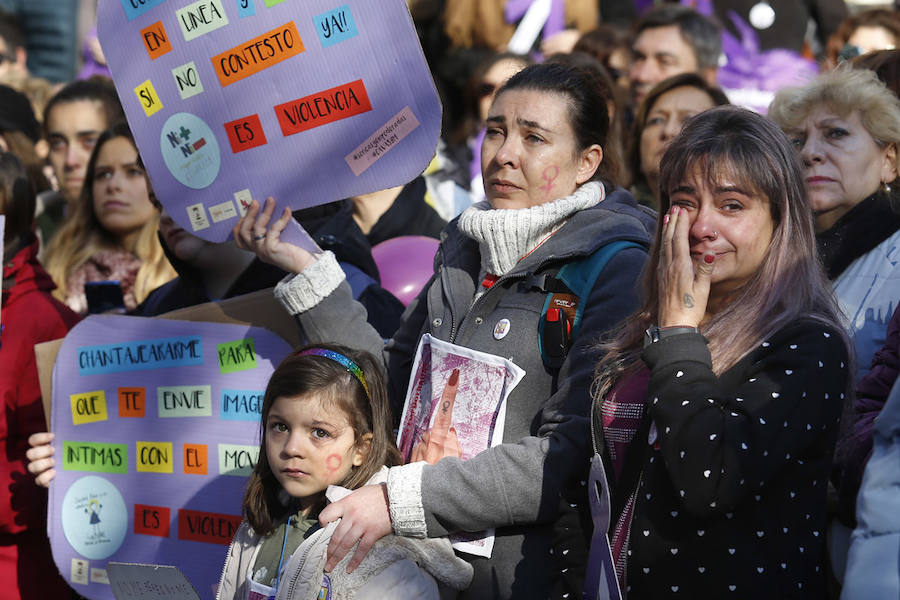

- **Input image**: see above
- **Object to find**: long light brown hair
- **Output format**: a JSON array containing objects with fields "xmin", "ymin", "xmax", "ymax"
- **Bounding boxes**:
[
  {"xmin": 44, "ymin": 123, "xmax": 173, "ymax": 305},
  {"xmin": 243, "ymin": 344, "xmax": 400, "ymax": 535},
  {"xmin": 594, "ymin": 107, "xmax": 849, "ymax": 401}
]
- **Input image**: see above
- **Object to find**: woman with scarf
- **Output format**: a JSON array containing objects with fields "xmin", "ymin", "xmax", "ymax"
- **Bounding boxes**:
[{"xmin": 234, "ymin": 62, "xmax": 655, "ymax": 599}]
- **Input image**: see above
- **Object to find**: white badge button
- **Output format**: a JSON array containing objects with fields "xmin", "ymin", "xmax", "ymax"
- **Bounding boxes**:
[
  {"xmin": 493, "ymin": 319, "xmax": 511, "ymax": 340},
  {"xmin": 749, "ymin": 2, "xmax": 775, "ymax": 30}
]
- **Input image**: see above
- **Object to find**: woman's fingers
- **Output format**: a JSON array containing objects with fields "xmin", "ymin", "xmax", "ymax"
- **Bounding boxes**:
[
  {"xmin": 254, "ymin": 197, "xmax": 277, "ymax": 236},
  {"xmin": 233, "ymin": 199, "xmax": 261, "ymax": 248},
  {"xmin": 320, "ymin": 484, "xmax": 392, "ymax": 573},
  {"xmin": 26, "ymin": 435, "xmax": 57, "ymax": 487}
]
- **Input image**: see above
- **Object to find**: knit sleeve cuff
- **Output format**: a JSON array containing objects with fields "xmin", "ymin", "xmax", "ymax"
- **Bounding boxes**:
[
  {"xmin": 273, "ymin": 251, "xmax": 345, "ymax": 315},
  {"xmin": 387, "ymin": 462, "xmax": 427, "ymax": 538}
]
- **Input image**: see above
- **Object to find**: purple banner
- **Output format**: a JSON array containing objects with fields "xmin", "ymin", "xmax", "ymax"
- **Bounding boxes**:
[{"xmin": 48, "ymin": 315, "xmax": 292, "ymax": 599}]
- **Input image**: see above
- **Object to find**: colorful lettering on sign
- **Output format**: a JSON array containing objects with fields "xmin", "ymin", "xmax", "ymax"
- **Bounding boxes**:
[
  {"xmin": 134, "ymin": 504, "xmax": 171, "ymax": 537},
  {"xmin": 120, "ymin": 0, "xmax": 167, "ymax": 21},
  {"xmin": 134, "ymin": 80, "xmax": 163, "ymax": 117},
  {"xmin": 314, "ymin": 5, "xmax": 358, "ymax": 48},
  {"xmin": 221, "ymin": 389, "xmax": 264, "ymax": 421},
  {"xmin": 209, "ymin": 200, "xmax": 238, "ymax": 223},
  {"xmin": 63, "ymin": 441, "xmax": 128, "ymax": 473},
  {"xmin": 224, "ymin": 114, "xmax": 267, "ymax": 153},
  {"xmin": 264, "ymin": 0, "xmax": 287, "ymax": 6},
  {"xmin": 157, "ymin": 385, "xmax": 212, "ymax": 417},
  {"xmin": 217, "ymin": 339, "xmax": 257, "ymax": 373},
  {"xmin": 218, "ymin": 444, "xmax": 258, "ymax": 476},
  {"xmin": 78, "ymin": 336, "xmax": 203, "ymax": 375},
  {"xmin": 176, "ymin": 0, "xmax": 229, "ymax": 42},
  {"xmin": 136, "ymin": 441, "xmax": 174, "ymax": 473},
  {"xmin": 70, "ymin": 390, "xmax": 108, "ymax": 425},
  {"xmin": 346, "ymin": 106, "xmax": 421, "ymax": 176},
  {"xmin": 118, "ymin": 387, "xmax": 146, "ymax": 418},
  {"xmin": 141, "ymin": 21, "xmax": 172, "ymax": 60},
  {"xmin": 211, "ymin": 21, "xmax": 304, "ymax": 87},
  {"xmin": 178, "ymin": 508, "xmax": 242, "ymax": 545},
  {"xmin": 235, "ymin": 0, "xmax": 255, "ymax": 17},
  {"xmin": 275, "ymin": 79, "xmax": 372, "ymax": 137},
  {"xmin": 184, "ymin": 444, "xmax": 209, "ymax": 475},
  {"xmin": 172, "ymin": 61, "xmax": 204, "ymax": 100}
]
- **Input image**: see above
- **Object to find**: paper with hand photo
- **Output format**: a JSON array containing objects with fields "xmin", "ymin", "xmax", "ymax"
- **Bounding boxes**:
[{"xmin": 397, "ymin": 334, "xmax": 525, "ymax": 557}]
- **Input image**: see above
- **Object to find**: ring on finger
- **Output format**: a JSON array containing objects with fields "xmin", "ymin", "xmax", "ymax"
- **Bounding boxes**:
[{"xmin": 253, "ymin": 233, "xmax": 266, "ymax": 240}]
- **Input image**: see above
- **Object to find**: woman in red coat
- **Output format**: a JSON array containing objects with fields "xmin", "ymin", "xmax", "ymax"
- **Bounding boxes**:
[{"xmin": 0, "ymin": 151, "xmax": 79, "ymax": 599}]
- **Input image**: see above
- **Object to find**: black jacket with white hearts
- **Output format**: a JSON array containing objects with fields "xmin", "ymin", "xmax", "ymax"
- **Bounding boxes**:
[{"xmin": 624, "ymin": 321, "xmax": 849, "ymax": 598}]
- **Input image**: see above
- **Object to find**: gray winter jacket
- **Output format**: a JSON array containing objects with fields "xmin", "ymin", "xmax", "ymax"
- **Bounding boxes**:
[
  {"xmin": 276, "ymin": 185, "xmax": 654, "ymax": 598},
  {"xmin": 216, "ymin": 469, "xmax": 473, "ymax": 600}
]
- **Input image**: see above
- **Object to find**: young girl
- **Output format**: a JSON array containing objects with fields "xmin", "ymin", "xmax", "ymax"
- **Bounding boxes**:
[{"xmin": 217, "ymin": 344, "xmax": 472, "ymax": 600}]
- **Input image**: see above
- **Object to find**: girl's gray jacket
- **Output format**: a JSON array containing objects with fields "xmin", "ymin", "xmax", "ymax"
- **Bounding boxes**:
[
  {"xmin": 216, "ymin": 469, "xmax": 473, "ymax": 600},
  {"xmin": 278, "ymin": 185, "xmax": 654, "ymax": 599}
]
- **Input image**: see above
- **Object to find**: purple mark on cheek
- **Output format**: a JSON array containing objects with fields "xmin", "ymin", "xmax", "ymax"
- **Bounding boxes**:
[{"xmin": 541, "ymin": 166, "xmax": 559, "ymax": 196}]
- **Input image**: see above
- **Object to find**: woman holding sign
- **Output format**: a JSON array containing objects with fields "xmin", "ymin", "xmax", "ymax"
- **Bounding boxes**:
[{"xmin": 235, "ymin": 62, "xmax": 654, "ymax": 599}]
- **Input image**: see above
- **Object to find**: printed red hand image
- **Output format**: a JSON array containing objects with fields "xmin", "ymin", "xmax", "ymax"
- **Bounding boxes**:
[{"xmin": 411, "ymin": 369, "xmax": 462, "ymax": 464}]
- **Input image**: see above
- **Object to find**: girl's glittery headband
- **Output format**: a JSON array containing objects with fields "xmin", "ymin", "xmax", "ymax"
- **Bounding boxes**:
[{"xmin": 296, "ymin": 348, "xmax": 370, "ymax": 397}]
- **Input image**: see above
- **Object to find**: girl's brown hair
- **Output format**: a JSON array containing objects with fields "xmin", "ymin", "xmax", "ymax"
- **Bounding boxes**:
[
  {"xmin": 242, "ymin": 344, "xmax": 400, "ymax": 535},
  {"xmin": 594, "ymin": 106, "xmax": 849, "ymax": 401}
]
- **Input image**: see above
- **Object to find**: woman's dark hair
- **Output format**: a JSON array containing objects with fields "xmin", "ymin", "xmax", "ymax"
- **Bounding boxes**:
[
  {"xmin": 498, "ymin": 62, "xmax": 616, "ymax": 187},
  {"xmin": 242, "ymin": 344, "xmax": 400, "ymax": 535},
  {"xmin": 545, "ymin": 51, "xmax": 625, "ymax": 184},
  {"xmin": 42, "ymin": 77, "xmax": 124, "ymax": 137},
  {"xmin": 456, "ymin": 51, "xmax": 532, "ymax": 144},
  {"xmin": 573, "ymin": 24, "xmax": 631, "ymax": 82},
  {"xmin": 0, "ymin": 151, "xmax": 35, "ymax": 248},
  {"xmin": 628, "ymin": 72, "xmax": 730, "ymax": 190},
  {"xmin": 851, "ymin": 48, "xmax": 900, "ymax": 98}
]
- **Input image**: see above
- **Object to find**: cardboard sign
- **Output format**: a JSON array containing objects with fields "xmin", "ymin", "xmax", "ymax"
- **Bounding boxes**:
[
  {"xmin": 98, "ymin": 0, "xmax": 441, "ymax": 242},
  {"xmin": 48, "ymin": 315, "xmax": 292, "ymax": 600},
  {"xmin": 107, "ymin": 562, "xmax": 201, "ymax": 600}
]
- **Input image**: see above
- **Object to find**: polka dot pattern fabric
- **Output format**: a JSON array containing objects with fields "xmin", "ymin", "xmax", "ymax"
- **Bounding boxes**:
[{"xmin": 624, "ymin": 320, "xmax": 849, "ymax": 597}]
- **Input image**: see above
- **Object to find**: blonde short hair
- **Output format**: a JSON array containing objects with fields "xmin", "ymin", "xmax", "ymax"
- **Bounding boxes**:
[{"xmin": 769, "ymin": 67, "xmax": 900, "ymax": 152}]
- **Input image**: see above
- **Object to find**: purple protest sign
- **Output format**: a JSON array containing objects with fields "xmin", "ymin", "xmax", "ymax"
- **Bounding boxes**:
[
  {"xmin": 48, "ymin": 315, "xmax": 293, "ymax": 600},
  {"xmin": 97, "ymin": 0, "xmax": 442, "ymax": 242}
]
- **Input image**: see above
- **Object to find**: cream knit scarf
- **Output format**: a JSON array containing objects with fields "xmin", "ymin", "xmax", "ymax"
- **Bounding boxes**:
[{"xmin": 457, "ymin": 181, "xmax": 604, "ymax": 277}]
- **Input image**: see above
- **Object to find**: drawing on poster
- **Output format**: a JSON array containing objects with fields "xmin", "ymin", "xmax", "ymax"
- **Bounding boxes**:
[
  {"xmin": 98, "ymin": 0, "xmax": 442, "ymax": 243},
  {"xmin": 48, "ymin": 315, "xmax": 291, "ymax": 600}
]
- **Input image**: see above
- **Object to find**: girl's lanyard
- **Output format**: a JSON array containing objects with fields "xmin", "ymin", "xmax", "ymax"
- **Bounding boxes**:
[{"xmin": 247, "ymin": 517, "xmax": 293, "ymax": 600}]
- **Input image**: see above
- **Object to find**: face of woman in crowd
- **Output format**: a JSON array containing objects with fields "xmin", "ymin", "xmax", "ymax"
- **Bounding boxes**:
[
  {"xmin": 481, "ymin": 89, "xmax": 602, "ymax": 210},
  {"xmin": 668, "ymin": 163, "xmax": 774, "ymax": 297},
  {"xmin": 477, "ymin": 58, "xmax": 528, "ymax": 124},
  {"xmin": 640, "ymin": 86, "xmax": 717, "ymax": 183},
  {"xmin": 787, "ymin": 106, "xmax": 897, "ymax": 231},
  {"xmin": 92, "ymin": 136, "xmax": 157, "ymax": 244},
  {"xmin": 157, "ymin": 205, "xmax": 214, "ymax": 264},
  {"xmin": 847, "ymin": 26, "xmax": 897, "ymax": 56}
]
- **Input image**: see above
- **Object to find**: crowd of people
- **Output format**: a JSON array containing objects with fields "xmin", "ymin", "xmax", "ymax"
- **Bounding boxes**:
[{"xmin": 5, "ymin": 0, "xmax": 900, "ymax": 599}]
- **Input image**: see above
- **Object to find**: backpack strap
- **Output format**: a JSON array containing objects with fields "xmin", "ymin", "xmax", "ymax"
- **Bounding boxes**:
[{"xmin": 538, "ymin": 240, "xmax": 645, "ymax": 370}]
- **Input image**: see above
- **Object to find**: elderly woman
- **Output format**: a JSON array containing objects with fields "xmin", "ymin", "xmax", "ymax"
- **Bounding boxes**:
[
  {"xmin": 235, "ymin": 62, "xmax": 655, "ymax": 599},
  {"xmin": 628, "ymin": 73, "xmax": 730, "ymax": 209},
  {"xmin": 769, "ymin": 67, "xmax": 900, "ymax": 380},
  {"xmin": 588, "ymin": 106, "xmax": 850, "ymax": 598}
]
